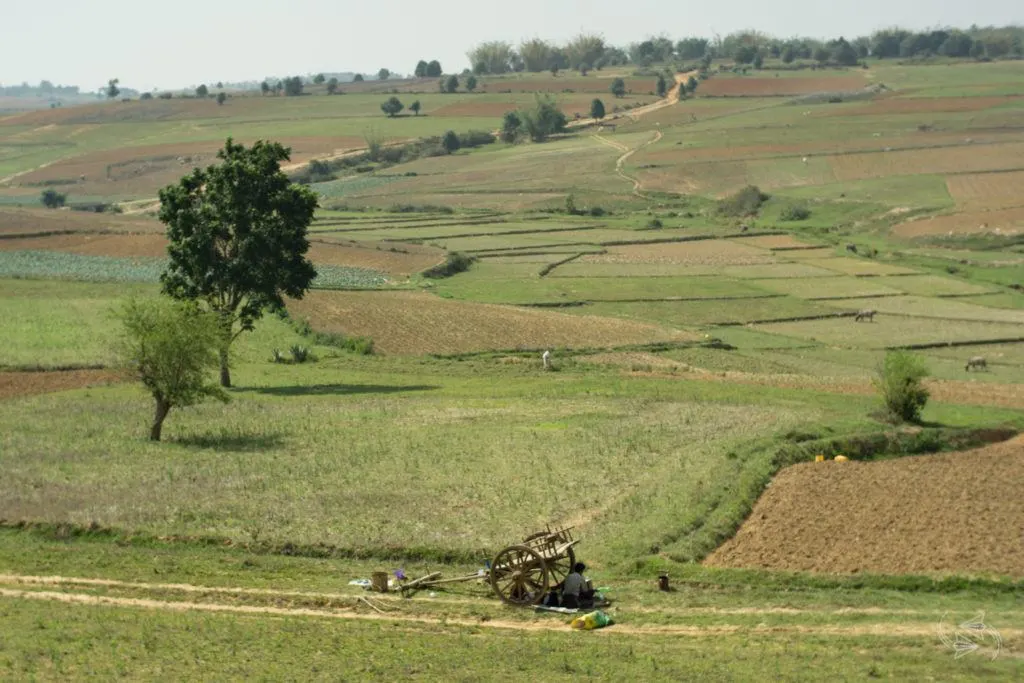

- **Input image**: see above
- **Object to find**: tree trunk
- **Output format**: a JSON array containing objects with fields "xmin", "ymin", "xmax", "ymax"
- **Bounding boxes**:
[
  {"xmin": 150, "ymin": 398, "xmax": 171, "ymax": 442},
  {"xmin": 219, "ymin": 346, "xmax": 231, "ymax": 388}
]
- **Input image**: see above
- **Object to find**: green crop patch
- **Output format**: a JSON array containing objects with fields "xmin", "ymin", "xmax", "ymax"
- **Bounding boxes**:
[
  {"xmin": 752, "ymin": 276, "xmax": 905, "ymax": 299},
  {"xmin": 435, "ymin": 274, "xmax": 769, "ymax": 304},
  {"xmin": 876, "ymin": 275, "xmax": 998, "ymax": 297},
  {"xmin": 578, "ymin": 297, "xmax": 833, "ymax": 327},
  {"xmin": 721, "ymin": 263, "xmax": 838, "ymax": 279},
  {"xmin": 807, "ymin": 258, "xmax": 920, "ymax": 276},
  {"xmin": 820, "ymin": 295, "xmax": 1024, "ymax": 324}
]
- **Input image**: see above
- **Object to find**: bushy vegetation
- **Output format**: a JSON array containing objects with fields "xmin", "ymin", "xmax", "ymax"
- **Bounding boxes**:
[
  {"xmin": 422, "ymin": 252, "xmax": 476, "ymax": 278},
  {"xmin": 39, "ymin": 189, "xmax": 66, "ymax": 209},
  {"xmin": 874, "ymin": 351, "xmax": 930, "ymax": 423},
  {"xmin": 780, "ymin": 204, "xmax": 811, "ymax": 221},
  {"xmin": 502, "ymin": 96, "xmax": 567, "ymax": 143},
  {"xmin": 718, "ymin": 185, "xmax": 769, "ymax": 217}
]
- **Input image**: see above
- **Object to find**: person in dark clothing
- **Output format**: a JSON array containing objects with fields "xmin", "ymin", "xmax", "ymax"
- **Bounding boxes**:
[{"xmin": 560, "ymin": 562, "xmax": 595, "ymax": 609}]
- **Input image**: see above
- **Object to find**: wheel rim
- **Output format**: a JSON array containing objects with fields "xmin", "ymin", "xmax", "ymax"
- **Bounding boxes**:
[
  {"xmin": 489, "ymin": 545, "xmax": 549, "ymax": 605},
  {"xmin": 545, "ymin": 547, "xmax": 575, "ymax": 590}
]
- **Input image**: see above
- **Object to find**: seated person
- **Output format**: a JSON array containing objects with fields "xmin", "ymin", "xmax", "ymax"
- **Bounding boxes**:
[{"xmin": 560, "ymin": 562, "xmax": 595, "ymax": 609}]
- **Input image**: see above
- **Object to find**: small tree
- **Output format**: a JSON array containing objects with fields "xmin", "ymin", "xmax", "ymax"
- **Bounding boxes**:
[
  {"xmin": 426, "ymin": 60, "xmax": 443, "ymax": 77},
  {"xmin": 610, "ymin": 77, "xmax": 626, "ymax": 98},
  {"xmin": 378, "ymin": 68, "xmax": 390, "ymax": 81},
  {"xmin": 260, "ymin": 81, "xmax": 270, "ymax": 96},
  {"xmin": 874, "ymin": 351, "xmax": 930, "ymax": 423},
  {"xmin": 414, "ymin": 60, "xmax": 429, "ymax": 77},
  {"xmin": 106, "ymin": 78, "xmax": 120, "ymax": 99},
  {"xmin": 326, "ymin": 77, "xmax": 339, "ymax": 94},
  {"xmin": 216, "ymin": 81, "xmax": 223, "ymax": 89},
  {"xmin": 441, "ymin": 74, "xmax": 459, "ymax": 93},
  {"xmin": 813, "ymin": 47, "xmax": 831, "ymax": 64},
  {"xmin": 117, "ymin": 298, "xmax": 228, "ymax": 441},
  {"xmin": 466, "ymin": 75, "xmax": 478, "ymax": 92},
  {"xmin": 520, "ymin": 95, "xmax": 567, "ymax": 142},
  {"xmin": 159, "ymin": 138, "xmax": 318, "ymax": 387},
  {"xmin": 781, "ymin": 46, "xmax": 797, "ymax": 64},
  {"xmin": 589, "ymin": 98, "xmax": 605, "ymax": 120},
  {"xmin": 40, "ymin": 189, "xmax": 66, "ymax": 208},
  {"xmin": 442, "ymin": 130, "xmax": 460, "ymax": 154},
  {"xmin": 216, "ymin": 92, "xmax": 227, "ymax": 106},
  {"xmin": 686, "ymin": 76, "xmax": 699, "ymax": 93},
  {"xmin": 313, "ymin": 73, "xmax": 325, "ymax": 84},
  {"xmin": 500, "ymin": 110, "xmax": 522, "ymax": 143},
  {"xmin": 196, "ymin": 84, "xmax": 209, "ymax": 98},
  {"xmin": 353, "ymin": 74, "xmax": 364, "ymax": 82},
  {"xmin": 656, "ymin": 74, "xmax": 667, "ymax": 97},
  {"xmin": 381, "ymin": 96, "xmax": 404, "ymax": 117},
  {"xmin": 753, "ymin": 54, "xmax": 764, "ymax": 69},
  {"xmin": 550, "ymin": 64, "xmax": 559, "ymax": 77},
  {"xmin": 283, "ymin": 76, "xmax": 303, "ymax": 96},
  {"xmin": 140, "ymin": 92, "xmax": 153, "ymax": 100},
  {"xmin": 410, "ymin": 100, "xmax": 421, "ymax": 116}
]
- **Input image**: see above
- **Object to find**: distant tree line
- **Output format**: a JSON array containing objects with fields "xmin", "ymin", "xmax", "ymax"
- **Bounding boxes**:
[
  {"xmin": 0, "ymin": 81, "xmax": 80, "ymax": 96},
  {"xmin": 464, "ymin": 25, "xmax": 1023, "ymax": 73}
]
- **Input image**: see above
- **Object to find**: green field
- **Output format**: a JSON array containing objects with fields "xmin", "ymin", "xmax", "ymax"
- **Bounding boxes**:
[{"xmin": 3, "ymin": 53, "xmax": 1024, "ymax": 677}]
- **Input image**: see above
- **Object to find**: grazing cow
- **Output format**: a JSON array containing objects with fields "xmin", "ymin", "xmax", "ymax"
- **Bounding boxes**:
[
  {"xmin": 854, "ymin": 309, "xmax": 876, "ymax": 322},
  {"xmin": 965, "ymin": 356, "xmax": 987, "ymax": 372}
]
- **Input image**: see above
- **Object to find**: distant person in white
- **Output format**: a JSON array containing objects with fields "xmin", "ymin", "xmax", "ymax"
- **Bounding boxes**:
[{"xmin": 542, "ymin": 350, "xmax": 551, "ymax": 370}]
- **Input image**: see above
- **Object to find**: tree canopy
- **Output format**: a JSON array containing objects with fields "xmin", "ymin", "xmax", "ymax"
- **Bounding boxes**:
[
  {"xmin": 589, "ymin": 98, "xmax": 605, "ymax": 120},
  {"xmin": 378, "ymin": 68, "xmax": 391, "ymax": 81},
  {"xmin": 106, "ymin": 78, "xmax": 120, "ymax": 98},
  {"xmin": 410, "ymin": 100, "xmax": 421, "ymax": 116},
  {"xmin": 381, "ymin": 96, "xmax": 404, "ymax": 117},
  {"xmin": 116, "ymin": 297, "xmax": 228, "ymax": 441},
  {"xmin": 441, "ymin": 75, "xmax": 459, "ymax": 93},
  {"xmin": 326, "ymin": 77, "xmax": 339, "ymax": 95},
  {"xmin": 610, "ymin": 78, "xmax": 626, "ymax": 98},
  {"xmin": 158, "ymin": 138, "xmax": 318, "ymax": 387}
]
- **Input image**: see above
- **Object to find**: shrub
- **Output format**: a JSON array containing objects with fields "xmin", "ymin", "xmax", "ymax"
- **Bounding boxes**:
[
  {"xmin": 646, "ymin": 218, "xmax": 663, "ymax": 229},
  {"xmin": 589, "ymin": 206, "xmax": 606, "ymax": 217},
  {"xmin": 40, "ymin": 189, "xmax": 66, "ymax": 209},
  {"xmin": 874, "ymin": 351, "xmax": 930, "ymax": 423},
  {"xmin": 718, "ymin": 185, "xmax": 769, "ymax": 217},
  {"xmin": 422, "ymin": 252, "xmax": 475, "ymax": 278},
  {"xmin": 290, "ymin": 345, "xmax": 311, "ymax": 363},
  {"xmin": 780, "ymin": 203, "xmax": 811, "ymax": 221}
]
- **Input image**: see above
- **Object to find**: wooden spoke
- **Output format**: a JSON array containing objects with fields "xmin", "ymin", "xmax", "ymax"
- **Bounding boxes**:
[{"xmin": 489, "ymin": 544, "xmax": 549, "ymax": 605}]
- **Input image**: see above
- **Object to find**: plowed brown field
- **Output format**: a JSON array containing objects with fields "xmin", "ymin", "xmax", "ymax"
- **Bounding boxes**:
[
  {"xmin": 892, "ymin": 207, "xmax": 1024, "ymax": 237},
  {"xmin": 0, "ymin": 369, "xmax": 121, "ymax": 401},
  {"xmin": 706, "ymin": 436, "xmax": 1024, "ymax": 576},
  {"xmin": 12, "ymin": 137, "xmax": 364, "ymax": 196},
  {"xmin": 946, "ymin": 170, "xmax": 1024, "ymax": 210},
  {"xmin": 288, "ymin": 290, "xmax": 693, "ymax": 354},
  {"xmin": 0, "ymin": 207, "xmax": 163, "ymax": 236},
  {"xmin": 829, "ymin": 142, "xmax": 1024, "ymax": 181},
  {"xmin": 699, "ymin": 75, "xmax": 866, "ymax": 97}
]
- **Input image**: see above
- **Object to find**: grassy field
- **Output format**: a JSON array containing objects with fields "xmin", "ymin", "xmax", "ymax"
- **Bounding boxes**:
[{"xmin": 2, "ymin": 57, "xmax": 1024, "ymax": 675}]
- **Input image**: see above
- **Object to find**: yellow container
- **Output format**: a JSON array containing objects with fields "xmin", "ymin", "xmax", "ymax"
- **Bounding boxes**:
[
  {"xmin": 834, "ymin": 455, "xmax": 849, "ymax": 462},
  {"xmin": 815, "ymin": 455, "xmax": 825, "ymax": 463}
]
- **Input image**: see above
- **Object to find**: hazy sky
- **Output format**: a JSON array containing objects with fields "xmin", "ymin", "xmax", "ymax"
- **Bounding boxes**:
[{"xmin": 1, "ymin": 0, "xmax": 1020, "ymax": 91}]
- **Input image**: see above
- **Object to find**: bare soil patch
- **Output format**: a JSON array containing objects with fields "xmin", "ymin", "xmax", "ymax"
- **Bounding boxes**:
[
  {"xmin": 0, "ymin": 233, "xmax": 167, "ymax": 258},
  {"xmin": 0, "ymin": 207, "xmax": 163, "ymax": 237},
  {"xmin": 0, "ymin": 369, "xmax": 122, "ymax": 401},
  {"xmin": 707, "ymin": 436, "xmax": 1024, "ymax": 576},
  {"xmin": 288, "ymin": 290, "xmax": 693, "ymax": 355},
  {"xmin": 581, "ymin": 240, "xmax": 775, "ymax": 266},
  {"xmin": 11, "ymin": 137, "xmax": 363, "ymax": 197},
  {"xmin": 478, "ymin": 77, "xmax": 658, "ymax": 95},
  {"xmin": 946, "ymin": 170, "xmax": 1024, "ymax": 211},
  {"xmin": 892, "ymin": 207, "xmax": 1024, "ymax": 238},
  {"xmin": 829, "ymin": 141, "xmax": 1024, "ymax": 182},
  {"xmin": 699, "ymin": 76, "xmax": 866, "ymax": 97}
]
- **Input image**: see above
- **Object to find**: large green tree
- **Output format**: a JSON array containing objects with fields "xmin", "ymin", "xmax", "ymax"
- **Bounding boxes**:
[
  {"xmin": 589, "ymin": 98, "xmax": 605, "ymax": 120},
  {"xmin": 610, "ymin": 77, "xmax": 626, "ymax": 98},
  {"xmin": 116, "ymin": 297, "xmax": 228, "ymax": 441},
  {"xmin": 158, "ymin": 138, "xmax": 318, "ymax": 387},
  {"xmin": 381, "ymin": 96, "xmax": 404, "ymax": 117}
]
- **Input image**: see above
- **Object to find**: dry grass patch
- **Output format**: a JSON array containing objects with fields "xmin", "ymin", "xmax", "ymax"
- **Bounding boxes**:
[
  {"xmin": 829, "ymin": 142, "xmax": 1024, "ymax": 182},
  {"xmin": 946, "ymin": 170, "xmax": 1024, "ymax": 210},
  {"xmin": 753, "ymin": 316, "xmax": 1024, "ymax": 348},
  {"xmin": 0, "ymin": 207, "xmax": 163, "ymax": 237},
  {"xmin": 892, "ymin": 207, "xmax": 1024, "ymax": 237},
  {"xmin": 0, "ymin": 369, "xmax": 122, "ymax": 401},
  {"xmin": 0, "ymin": 233, "xmax": 167, "ymax": 258},
  {"xmin": 876, "ymin": 275, "xmax": 996, "ymax": 297},
  {"xmin": 289, "ymin": 290, "xmax": 694, "ymax": 354},
  {"xmin": 581, "ymin": 240, "xmax": 775, "ymax": 266},
  {"xmin": 307, "ymin": 240, "xmax": 443, "ymax": 276}
]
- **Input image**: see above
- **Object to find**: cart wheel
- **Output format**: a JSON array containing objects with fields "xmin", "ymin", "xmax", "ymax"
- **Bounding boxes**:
[{"xmin": 490, "ymin": 544, "xmax": 549, "ymax": 606}]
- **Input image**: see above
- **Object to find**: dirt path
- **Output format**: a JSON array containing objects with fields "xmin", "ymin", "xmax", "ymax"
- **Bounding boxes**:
[
  {"xmin": 0, "ymin": 369, "xmax": 122, "ymax": 402},
  {"xmin": 3, "ymin": 582, "xmax": 1015, "ymax": 640},
  {"xmin": 611, "ymin": 130, "xmax": 663, "ymax": 197}
]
